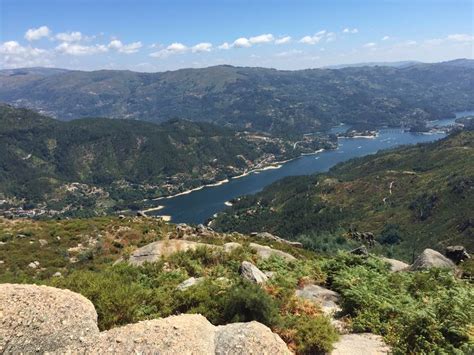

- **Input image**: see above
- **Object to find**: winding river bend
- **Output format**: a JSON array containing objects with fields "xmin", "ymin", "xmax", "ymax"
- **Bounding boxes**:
[{"xmin": 150, "ymin": 111, "xmax": 473, "ymax": 224}]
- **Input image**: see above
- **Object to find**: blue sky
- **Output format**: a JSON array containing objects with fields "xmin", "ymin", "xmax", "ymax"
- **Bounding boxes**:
[{"xmin": 1, "ymin": 0, "xmax": 473, "ymax": 71}]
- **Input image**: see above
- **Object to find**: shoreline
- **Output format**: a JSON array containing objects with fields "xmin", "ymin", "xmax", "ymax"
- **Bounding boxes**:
[{"xmin": 149, "ymin": 148, "xmax": 328, "ymax": 204}]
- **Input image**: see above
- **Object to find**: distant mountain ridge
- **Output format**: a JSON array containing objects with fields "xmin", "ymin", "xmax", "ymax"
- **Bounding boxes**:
[{"xmin": 1, "ymin": 59, "xmax": 473, "ymax": 135}]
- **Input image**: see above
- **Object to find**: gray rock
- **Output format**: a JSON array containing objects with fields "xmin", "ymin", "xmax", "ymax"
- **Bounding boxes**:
[
  {"xmin": 39, "ymin": 239, "xmax": 48, "ymax": 247},
  {"xmin": 61, "ymin": 314, "xmax": 216, "ymax": 354},
  {"xmin": 0, "ymin": 284, "xmax": 99, "ymax": 353},
  {"xmin": 252, "ymin": 231, "xmax": 303, "ymax": 248},
  {"xmin": 445, "ymin": 245, "xmax": 470, "ymax": 264},
  {"xmin": 249, "ymin": 243, "xmax": 296, "ymax": 261},
  {"xmin": 381, "ymin": 257, "xmax": 409, "ymax": 272},
  {"xmin": 350, "ymin": 245, "xmax": 369, "ymax": 257},
  {"xmin": 239, "ymin": 261, "xmax": 268, "ymax": 284},
  {"xmin": 223, "ymin": 242, "xmax": 242, "ymax": 252},
  {"xmin": 177, "ymin": 277, "xmax": 204, "ymax": 291},
  {"xmin": 127, "ymin": 240, "xmax": 220, "ymax": 266},
  {"xmin": 28, "ymin": 261, "xmax": 40, "ymax": 269},
  {"xmin": 331, "ymin": 333, "xmax": 390, "ymax": 354},
  {"xmin": 215, "ymin": 321, "xmax": 291, "ymax": 355},
  {"xmin": 295, "ymin": 284, "xmax": 341, "ymax": 316},
  {"xmin": 409, "ymin": 248, "xmax": 456, "ymax": 271}
]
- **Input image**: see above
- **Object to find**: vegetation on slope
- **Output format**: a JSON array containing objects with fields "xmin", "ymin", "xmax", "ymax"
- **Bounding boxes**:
[
  {"xmin": 0, "ymin": 216, "xmax": 472, "ymax": 354},
  {"xmin": 1, "ymin": 60, "xmax": 473, "ymax": 134},
  {"xmin": 0, "ymin": 104, "xmax": 331, "ymax": 215},
  {"xmin": 212, "ymin": 131, "xmax": 474, "ymax": 261}
]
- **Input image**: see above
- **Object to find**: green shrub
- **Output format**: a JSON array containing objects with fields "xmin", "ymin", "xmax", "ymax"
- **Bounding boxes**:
[
  {"xmin": 281, "ymin": 315, "xmax": 339, "ymax": 354},
  {"xmin": 330, "ymin": 260, "xmax": 474, "ymax": 354},
  {"xmin": 220, "ymin": 281, "xmax": 280, "ymax": 326}
]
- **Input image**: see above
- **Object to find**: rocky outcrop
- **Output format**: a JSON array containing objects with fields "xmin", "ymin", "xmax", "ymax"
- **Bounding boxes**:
[
  {"xmin": 295, "ymin": 284, "xmax": 341, "ymax": 316},
  {"xmin": 1, "ymin": 284, "xmax": 290, "ymax": 354},
  {"xmin": 63, "ymin": 314, "xmax": 217, "ymax": 354},
  {"xmin": 177, "ymin": 277, "xmax": 205, "ymax": 291},
  {"xmin": 350, "ymin": 245, "xmax": 369, "ymax": 257},
  {"xmin": 127, "ymin": 240, "xmax": 220, "ymax": 265},
  {"xmin": 251, "ymin": 232, "xmax": 303, "ymax": 248},
  {"xmin": 331, "ymin": 333, "xmax": 390, "ymax": 354},
  {"xmin": 409, "ymin": 248, "xmax": 456, "ymax": 271},
  {"xmin": 381, "ymin": 257, "xmax": 409, "ymax": 272},
  {"xmin": 445, "ymin": 246, "xmax": 470, "ymax": 264},
  {"xmin": 223, "ymin": 242, "xmax": 242, "ymax": 252},
  {"xmin": 215, "ymin": 321, "xmax": 291, "ymax": 355},
  {"xmin": 239, "ymin": 261, "xmax": 268, "ymax": 284},
  {"xmin": 0, "ymin": 284, "xmax": 99, "ymax": 353},
  {"xmin": 249, "ymin": 243, "xmax": 296, "ymax": 261}
]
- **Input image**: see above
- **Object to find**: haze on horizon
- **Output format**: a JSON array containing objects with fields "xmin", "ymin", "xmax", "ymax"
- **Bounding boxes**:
[{"xmin": 1, "ymin": 0, "xmax": 473, "ymax": 72}]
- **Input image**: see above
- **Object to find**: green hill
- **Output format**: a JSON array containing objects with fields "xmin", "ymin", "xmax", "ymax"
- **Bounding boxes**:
[
  {"xmin": 1, "ymin": 60, "xmax": 473, "ymax": 135},
  {"xmin": 212, "ymin": 131, "xmax": 474, "ymax": 261},
  {"xmin": 0, "ymin": 104, "xmax": 328, "ymax": 215}
]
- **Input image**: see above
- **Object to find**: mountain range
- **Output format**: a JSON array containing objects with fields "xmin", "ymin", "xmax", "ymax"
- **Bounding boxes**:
[{"xmin": 1, "ymin": 59, "xmax": 473, "ymax": 135}]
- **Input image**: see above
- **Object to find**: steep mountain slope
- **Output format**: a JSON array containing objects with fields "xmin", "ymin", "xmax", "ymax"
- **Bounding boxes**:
[
  {"xmin": 0, "ymin": 104, "xmax": 330, "ymax": 214},
  {"xmin": 1, "ymin": 60, "xmax": 473, "ymax": 134},
  {"xmin": 212, "ymin": 131, "xmax": 474, "ymax": 260}
]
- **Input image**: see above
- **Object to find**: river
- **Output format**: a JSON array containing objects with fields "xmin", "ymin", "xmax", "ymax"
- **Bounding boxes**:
[{"xmin": 149, "ymin": 111, "xmax": 473, "ymax": 224}]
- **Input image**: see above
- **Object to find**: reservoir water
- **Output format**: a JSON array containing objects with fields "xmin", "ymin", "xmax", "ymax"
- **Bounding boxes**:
[{"xmin": 150, "ymin": 111, "xmax": 473, "ymax": 224}]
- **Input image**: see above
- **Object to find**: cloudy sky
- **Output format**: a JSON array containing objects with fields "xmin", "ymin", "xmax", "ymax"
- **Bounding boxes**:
[{"xmin": 1, "ymin": 0, "xmax": 473, "ymax": 71}]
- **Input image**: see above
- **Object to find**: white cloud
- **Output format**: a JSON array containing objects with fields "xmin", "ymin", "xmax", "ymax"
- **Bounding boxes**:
[
  {"xmin": 249, "ymin": 33, "xmax": 274, "ymax": 44},
  {"xmin": 56, "ymin": 42, "xmax": 108, "ymax": 55},
  {"xmin": 275, "ymin": 36, "xmax": 291, "ymax": 45},
  {"xmin": 343, "ymin": 28, "xmax": 358, "ymax": 34},
  {"xmin": 326, "ymin": 32, "xmax": 337, "ymax": 42},
  {"xmin": 233, "ymin": 37, "xmax": 252, "ymax": 48},
  {"xmin": 218, "ymin": 42, "xmax": 231, "ymax": 50},
  {"xmin": 363, "ymin": 42, "xmax": 376, "ymax": 48},
  {"xmin": 150, "ymin": 41, "xmax": 213, "ymax": 58},
  {"xmin": 382, "ymin": 36, "xmax": 390, "ymax": 41},
  {"xmin": 275, "ymin": 49, "xmax": 303, "ymax": 57},
  {"xmin": 192, "ymin": 42, "xmax": 212, "ymax": 53},
  {"xmin": 167, "ymin": 42, "xmax": 188, "ymax": 53},
  {"xmin": 446, "ymin": 34, "xmax": 474, "ymax": 42},
  {"xmin": 55, "ymin": 31, "xmax": 83, "ymax": 42},
  {"xmin": 424, "ymin": 33, "xmax": 473, "ymax": 47},
  {"xmin": 108, "ymin": 40, "xmax": 142, "ymax": 54},
  {"xmin": 299, "ymin": 30, "xmax": 328, "ymax": 45},
  {"xmin": 0, "ymin": 40, "xmax": 51, "ymax": 68},
  {"xmin": 24, "ymin": 26, "xmax": 51, "ymax": 41}
]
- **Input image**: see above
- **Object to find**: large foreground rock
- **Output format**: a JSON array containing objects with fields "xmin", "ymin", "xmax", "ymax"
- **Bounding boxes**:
[
  {"xmin": 215, "ymin": 321, "xmax": 291, "ymax": 354},
  {"xmin": 409, "ymin": 248, "xmax": 456, "ymax": 271},
  {"xmin": 127, "ymin": 239, "xmax": 219, "ymax": 265},
  {"xmin": 63, "ymin": 314, "xmax": 217, "ymax": 354},
  {"xmin": 240, "ymin": 261, "xmax": 268, "ymax": 284},
  {"xmin": 2, "ymin": 284, "xmax": 290, "ymax": 354},
  {"xmin": 331, "ymin": 333, "xmax": 390, "ymax": 354},
  {"xmin": 295, "ymin": 284, "xmax": 341, "ymax": 316},
  {"xmin": 0, "ymin": 284, "xmax": 99, "ymax": 353}
]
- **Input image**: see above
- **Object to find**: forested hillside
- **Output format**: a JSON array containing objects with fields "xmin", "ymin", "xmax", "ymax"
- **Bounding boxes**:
[
  {"xmin": 212, "ymin": 131, "xmax": 474, "ymax": 261},
  {"xmin": 1, "ymin": 60, "xmax": 473, "ymax": 135},
  {"xmin": 0, "ymin": 104, "xmax": 330, "ymax": 215}
]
